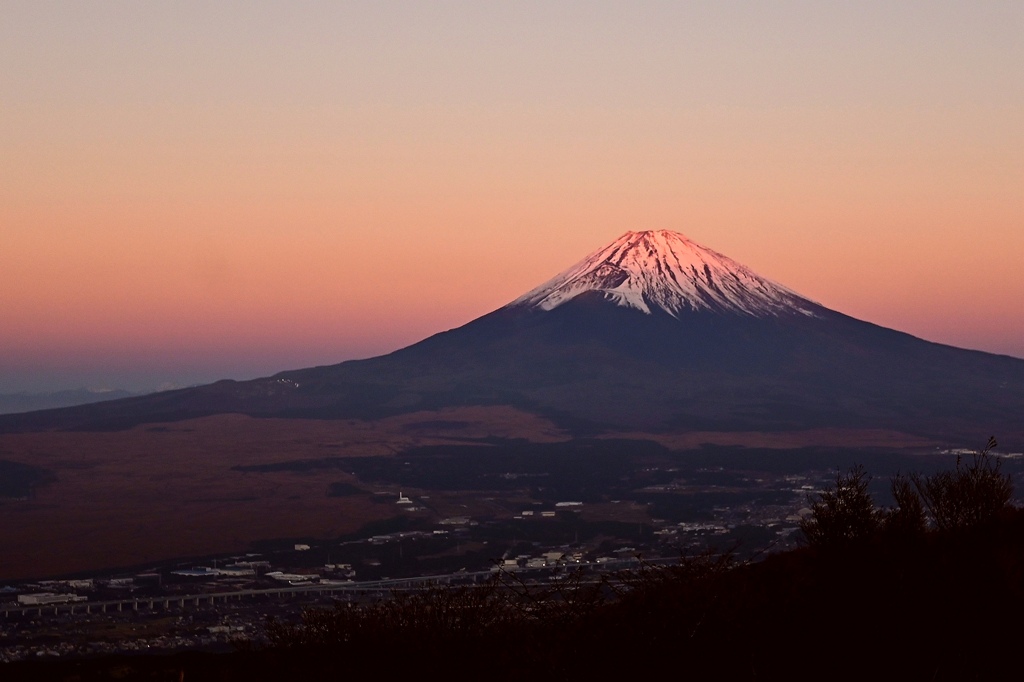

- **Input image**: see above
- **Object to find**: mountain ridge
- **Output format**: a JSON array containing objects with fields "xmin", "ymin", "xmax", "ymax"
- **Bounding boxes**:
[
  {"xmin": 0, "ymin": 388, "xmax": 138, "ymax": 415},
  {"xmin": 2, "ymin": 230, "xmax": 1023, "ymax": 444}
]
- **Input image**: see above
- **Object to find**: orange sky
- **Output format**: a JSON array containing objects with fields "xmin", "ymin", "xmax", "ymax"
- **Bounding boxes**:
[{"xmin": 2, "ymin": 2, "xmax": 1022, "ymax": 392}]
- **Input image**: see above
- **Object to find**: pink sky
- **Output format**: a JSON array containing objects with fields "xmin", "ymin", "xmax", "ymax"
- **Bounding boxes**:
[{"xmin": 2, "ymin": 2, "xmax": 1022, "ymax": 392}]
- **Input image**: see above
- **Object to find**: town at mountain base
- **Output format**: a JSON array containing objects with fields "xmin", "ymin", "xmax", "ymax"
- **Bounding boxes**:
[{"xmin": 9, "ymin": 504, "xmax": 1024, "ymax": 681}]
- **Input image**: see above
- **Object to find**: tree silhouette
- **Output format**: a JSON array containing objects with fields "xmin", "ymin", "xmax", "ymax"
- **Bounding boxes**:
[{"xmin": 800, "ymin": 464, "xmax": 883, "ymax": 548}]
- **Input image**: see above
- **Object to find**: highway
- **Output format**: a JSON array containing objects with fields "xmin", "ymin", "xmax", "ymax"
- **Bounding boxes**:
[{"xmin": 0, "ymin": 556, "xmax": 673, "ymax": 618}]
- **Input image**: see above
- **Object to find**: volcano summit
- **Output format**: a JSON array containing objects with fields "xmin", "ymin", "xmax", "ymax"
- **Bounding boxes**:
[
  {"xmin": 510, "ymin": 230, "xmax": 817, "ymax": 318},
  {"xmin": 4, "ymin": 230, "xmax": 1024, "ymax": 443}
]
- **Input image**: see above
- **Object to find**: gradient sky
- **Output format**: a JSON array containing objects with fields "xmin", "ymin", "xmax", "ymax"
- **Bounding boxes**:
[{"xmin": 2, "ymin": 1, "xmax": 1022, "ymax": 392}]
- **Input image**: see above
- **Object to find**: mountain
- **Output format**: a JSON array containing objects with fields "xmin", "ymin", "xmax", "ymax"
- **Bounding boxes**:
[
  {"xmin": 0, "ymin": 388, "xmax": 137, "ymax": 415},
  {"xmin": 3, "ymin": 230, "xmax": 1023, "ymax": 443},
  {"xmin": 510, "ymin": 230, "xmax": 818, "ymax": 318}
]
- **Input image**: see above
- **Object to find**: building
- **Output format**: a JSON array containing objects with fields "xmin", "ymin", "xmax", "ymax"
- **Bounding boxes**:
[{"xmin": 17, "ymin": 593, "xmax": 87, "ymax": 606}]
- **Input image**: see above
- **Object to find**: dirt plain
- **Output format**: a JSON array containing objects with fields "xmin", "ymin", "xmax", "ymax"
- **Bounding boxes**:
[
  {"xmin": 0, "ymin": 407, "xmax": 566, "ymax": 580},
  {"xmin": 0, "ymin": 405, "xmax": 938, "ymax": 580}
]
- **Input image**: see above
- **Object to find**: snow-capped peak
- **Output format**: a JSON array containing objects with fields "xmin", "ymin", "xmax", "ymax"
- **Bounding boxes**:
[{"xmin": 508, "ymin": 230, "xmax": 818, "ymax": 318}]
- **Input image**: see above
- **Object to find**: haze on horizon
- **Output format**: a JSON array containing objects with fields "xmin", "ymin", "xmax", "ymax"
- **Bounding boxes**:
[{"xmin": 2, "ymin": 1, "xmax": 1022, "ymax": 394}]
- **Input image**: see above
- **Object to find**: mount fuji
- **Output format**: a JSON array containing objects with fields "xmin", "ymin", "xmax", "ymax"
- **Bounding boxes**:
[
  {"xmin": 4, "ymin": 230, "xmax": 1024, "ymax": 443},
  {"xmin": 509, "ymin": 230, "xmax": 818, "ymax": 318}
]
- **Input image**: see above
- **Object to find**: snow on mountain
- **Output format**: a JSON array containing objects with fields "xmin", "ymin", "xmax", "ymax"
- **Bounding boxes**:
[{"xmin": 508, "ymin": 230, "xmax": 819, "ymax": 318}]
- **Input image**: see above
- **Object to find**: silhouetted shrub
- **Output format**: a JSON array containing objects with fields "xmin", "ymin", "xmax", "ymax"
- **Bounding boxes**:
[
  {"xmin": 884, "ymin": 472, "xmax": 927, "ymax": 537},
  {"xmin": 911, "ymin": 437, "xmax": 1012, "ymax": 531},
  {"xmin": 799, "ymin": 464, "xmax": 883, "ymax": 548}
]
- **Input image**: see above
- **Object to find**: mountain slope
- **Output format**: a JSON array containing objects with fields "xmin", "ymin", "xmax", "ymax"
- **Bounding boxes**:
[
  {"xmin": 2, "ymin": 231, "xmax": 1023, "ymax": 443},
  {"xmin": 510, "ymin": 230, "xmax": 818, "ymax": 317}
]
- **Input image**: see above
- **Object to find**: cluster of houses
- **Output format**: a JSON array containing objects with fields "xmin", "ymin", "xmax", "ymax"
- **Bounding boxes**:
[{"xmin": 494, "ymin": 551, "xmax": 581, "ymax": 571}]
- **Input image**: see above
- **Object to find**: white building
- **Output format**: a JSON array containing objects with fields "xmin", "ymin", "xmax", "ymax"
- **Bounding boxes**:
[{"xmin": 17, "ymin": 593, "xmax": 87, "ymax": 606}]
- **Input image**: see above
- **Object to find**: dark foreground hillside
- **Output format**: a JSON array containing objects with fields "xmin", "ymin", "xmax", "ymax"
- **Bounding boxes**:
[{"xmin": 9, "ymin": 506, "xmax": 1024, "ymax": 682}]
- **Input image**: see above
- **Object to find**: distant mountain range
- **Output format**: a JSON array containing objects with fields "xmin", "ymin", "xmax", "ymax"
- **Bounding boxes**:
[
  {"xmin": 0, "ymin": 388, "xmax": 137, "ymax": 415},
  {"xmin": 3, "ymin": 230, "xmax": 1023, "ymax": 444}
]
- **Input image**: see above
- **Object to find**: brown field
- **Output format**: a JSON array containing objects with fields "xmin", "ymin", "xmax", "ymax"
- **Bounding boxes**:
[
  {"xmin": 0, "ymin": 407, "xmax": 936, "ymax": 580},
  {"xmin": 0, "ymin": 407, "xmax": 566, "ymax": 580}
]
